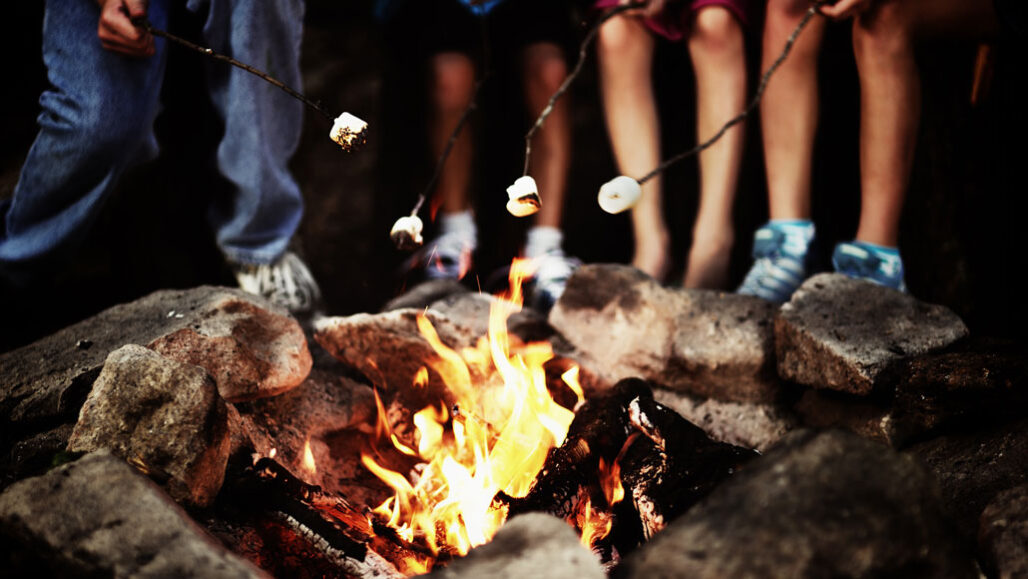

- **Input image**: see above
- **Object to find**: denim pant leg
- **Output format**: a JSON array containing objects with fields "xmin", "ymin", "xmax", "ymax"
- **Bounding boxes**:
[
  {"xmin": 0, "ymin": 0, "xmax": 169, "ymax": 273},
  {"xmin": 191, "ymin": 0, "xmax": 306, "ymax": 266}
]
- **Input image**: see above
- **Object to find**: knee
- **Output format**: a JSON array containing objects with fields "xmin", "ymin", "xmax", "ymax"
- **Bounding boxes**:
[
  {"xmin": 430, "ymin": 53, "xmax": 477, "ymax": 115},
  {"xmin": 523, "ymin": 44, "xmax": 568, "ymax": 95},
  {"xmin": 852, "ymin": 2, "xmax": 913, "ymax": 61},
  {"xmin": 689, "ymin": 7, "xmax": 745, "ymax": 57},
  {"xmin": 598, "ymin": 15, "xmax": 646, "ymax": 59}
]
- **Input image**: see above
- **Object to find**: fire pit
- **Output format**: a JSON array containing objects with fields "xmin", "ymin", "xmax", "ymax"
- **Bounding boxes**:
[{"xmin": 2, "ymin": 265, "xmax": 1027, "ymax": 578}]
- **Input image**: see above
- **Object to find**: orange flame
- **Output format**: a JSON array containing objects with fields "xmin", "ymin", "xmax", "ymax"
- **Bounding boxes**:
[
  {"xmin": 302, "ymin": 437, "xmax": 317, "ymax": 476},
  {"xmin": 362, "ymin": 258, "xmax": 582, "ymax": 560}
]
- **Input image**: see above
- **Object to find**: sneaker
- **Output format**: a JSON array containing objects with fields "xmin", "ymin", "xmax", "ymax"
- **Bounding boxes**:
[
  {"xmin": 530, "ymin": 249, "xmax": 581, "ymax": 311},
  {"xmin": 737, "ymin": 221, "xmax": 815, "ymax": 304},
  {"xmin": 831, "ymin": 241, "xmax": 907, "ymax": 292},
  {"xmin": 233, "ymin": 251, "xmax": 322, "ymax": 313},
  {"xmin": 419, "ymin": 232, "xmax": 475, "ymax": 280}
]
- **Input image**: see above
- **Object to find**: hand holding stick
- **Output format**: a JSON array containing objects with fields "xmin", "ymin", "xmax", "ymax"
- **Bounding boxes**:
[{"xmin": 130, "ymin": 16, "xmax": 368, "ymax": 151}]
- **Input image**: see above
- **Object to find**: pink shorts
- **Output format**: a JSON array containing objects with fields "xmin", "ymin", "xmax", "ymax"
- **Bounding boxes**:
[{"xmin": 593, "ymin": 0, "xmax": 751, "ymax": 42}]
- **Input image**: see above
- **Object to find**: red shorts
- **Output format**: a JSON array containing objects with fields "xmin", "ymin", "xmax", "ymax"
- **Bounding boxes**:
[{"xmin": 593, "ymin": 0, "xmax": 751, "ymax": 42}]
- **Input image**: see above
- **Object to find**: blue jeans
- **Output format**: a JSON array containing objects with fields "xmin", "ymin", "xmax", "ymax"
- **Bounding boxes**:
[{"xmin": 0, "ymin": 0, "xmax": 306, "ymax": 279}]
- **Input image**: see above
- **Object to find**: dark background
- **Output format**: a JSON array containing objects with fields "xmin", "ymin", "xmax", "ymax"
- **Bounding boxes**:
[{"xmin": 2, "ymin": 1, "xmax": 1027, "ymax": 352}]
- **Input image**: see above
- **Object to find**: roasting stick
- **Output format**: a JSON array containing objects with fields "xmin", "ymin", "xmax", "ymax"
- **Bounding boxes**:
[
  {"xmin": 131, "ymin": 17, "xmax": 369, "ymax": 152},
  {"xmin": 598, "ymin": 3, "xmax": 824, "ymax": 212},
  {"xmin": 506, "ymin": 2, "xmax": 646, "ymax": 218}
]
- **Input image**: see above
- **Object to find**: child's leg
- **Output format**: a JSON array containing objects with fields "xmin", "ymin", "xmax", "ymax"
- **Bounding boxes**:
[
  {"xmin": 424, "ymin": 52, "xmax": 478, "ymax": 279},
  {"xmin": 684, "ymin": 5, "xmax": 747, "ymax": 289},
  {"xmin": 522, "ymin": 42, "xmax": 571, "ymax": 233},
  {"xmin": 762, "ymin": 0, "xmax": 826, "ymax": 221},
  {"xmin": 736, "ymin": 0, "xmax": 824, "ymax": 302},
  {"xmin": 430, "ymin": 52, "xmax": 477, "ymax": 216},
  {"xmin": 851, "ymin": 0, "xmax": 998, "ymax": 247},
  {"xmin": 597, "ymin": 14, "xmax": 670, "ymax": 281}
]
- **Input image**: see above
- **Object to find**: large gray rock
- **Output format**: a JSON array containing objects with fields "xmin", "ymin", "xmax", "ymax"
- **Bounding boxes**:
[
  {"xmin": 313, "ymin": 308, "xmax": 482, "ymax": 394},
  {"xmin": 776, "ymin": 274, "xmax": 969, "ymax": 395},
  {"xmin": 905, "ymin": 419, "xmax": 1028, "ymax": 542},
  {"xmin": 67, "ymin": 345, "xmax": 231, "ymax": 507},
  {"xmin": 979, "ymin": 485, "xmax": 1028, "ymax": 579},
  {"xmin": 0, "ymin": 451, "xmax": 267, "ymax": 578},
  {"xmin": 0, "ymin": 286, "xmax": 305, "ymax": 432},
  {"xmin": 795, "ymin": 340, "xmax": 1028, "ymax": 447},
  {"xmin": 427, "ymin": 291, "xmax": 496, "ymax": 340},
  {"xmin": 652, "ymin": 388, "xmax": 796, "ymax": 452},
  {"xmin": 149, "ymin": 298, "xmax": 312, "ymax": 403},
  {"xmin": 615, "ymin": 430, "xmax": 977, "ymax": 579},
  {"xmin": 549, "ymin": 265, "xmax": 779, "ymax": 403},
  {"xmin": 431, "ymin": 513, "xmax": 605, "ymax": 579}
]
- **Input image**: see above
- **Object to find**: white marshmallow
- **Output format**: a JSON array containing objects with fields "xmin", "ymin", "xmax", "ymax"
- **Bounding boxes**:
[
  {"xmin": 597, "ymin": 176, "xmax": 642, "ymax": 214},
  {"xmin": 506, "ymin": 176, "xmax": 542, "ymax": 217},
  {"xmin": 390, "ymin": 215, "xmax": 424, "ymax": 250},
  {"xmin": 329, "ymin": 112, "xmax": 368, "ymax": 151}
]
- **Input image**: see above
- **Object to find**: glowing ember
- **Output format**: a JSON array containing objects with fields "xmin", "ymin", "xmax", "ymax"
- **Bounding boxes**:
[{"xmin": 362, "ymin": 258, "xmax": 584, "ymax": 561}]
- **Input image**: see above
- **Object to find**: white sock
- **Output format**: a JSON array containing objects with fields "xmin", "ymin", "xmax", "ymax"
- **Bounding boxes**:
[
  {"xmin": 524, "ymin": 226, "xmax": 563, "ymax": 259},
  {"xmin": 438, "ymin": 210, "xmax": 477, "ymax": 248}
]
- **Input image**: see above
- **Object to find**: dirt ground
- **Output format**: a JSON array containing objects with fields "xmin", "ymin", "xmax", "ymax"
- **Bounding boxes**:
[{"xmin": 2, "ymin": 1, "xmax": 1027, "ymax": 352}]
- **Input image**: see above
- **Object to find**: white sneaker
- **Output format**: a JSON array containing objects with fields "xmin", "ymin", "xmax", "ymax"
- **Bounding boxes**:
[
  {"xmin": 530, "ymin": 249, "xmax": 581, "ymax": 310},
  {"xmin": 421, "ymin": 232, "xmax": 475, "ymax": 280},
  {"xmin": 233, "ymin": 251, "xmax": 322, "ymax": 313}
]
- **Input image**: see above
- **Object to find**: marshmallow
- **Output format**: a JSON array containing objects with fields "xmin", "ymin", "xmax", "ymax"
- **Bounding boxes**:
[
  {"xmin": 329, "ymin": 112, "xmax": 368, "ymax": 151},
  {"xmin": 597, "ymin": 176, "xmax": 642, "ymax": 214},
  {"xmin": 390, "ymin": 215, "xmax": 424, "ymax": 250},
  {"xmin": 506, "ymin": 176, "xmax": 542, "ymax": 217}
]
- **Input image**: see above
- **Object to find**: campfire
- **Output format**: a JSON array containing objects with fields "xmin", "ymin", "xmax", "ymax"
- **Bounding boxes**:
[{"xmin": 2, "ymin": 265, "xmax": 1025, "ymax": 578}]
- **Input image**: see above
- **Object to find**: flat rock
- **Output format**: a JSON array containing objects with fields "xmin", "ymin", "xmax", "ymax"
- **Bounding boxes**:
[
  {"xmin": 381, "ymin": 279, "xmax": 469, "ymax": 312},
  {"xmin": 776, "ymin": 274, "xmax": 969, "ymax": 395},
  {"xmin": 979, "ymin": 485, "xmax": 1028, "ymax": 579},
  {"xmin": 905, "ymin": 419, "xmax": 1028, "ymax": 542},
  {"xmin": 431, "ymin": 513, "xmax": 605, "ymax": 579},
  {"xmin": 0, "ymin": 451, "xmax": 266, "ymax": 578},
  {"xmin": 313, "ymin": 308, "xmax": 482, "ymax": 395},
  {"xmin": 549, "ymin": 265, "xmax": 778, "ymax": 403},
  {"xmin": 652, "ymin": 388, "xmax": 796, "ymax": 452},
  {"xmin": 67, "ymin": 345, "xmax": 231, "ymax": 507},
  {"xmin": 0, "ymin": 286, "xmax": 305, "ymax": 432},
  {"xmin": 615, "ymin": 430, "xmax": 977, "ymax": 579}
]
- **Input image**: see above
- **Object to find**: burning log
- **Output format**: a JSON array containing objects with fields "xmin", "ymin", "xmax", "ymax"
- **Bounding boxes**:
[
  {"xmin": 499, "ymin": 378, "xmax": 757, "ymax": 554},
  {"xmin": 225, "ymin": 457, "xmax": 432, "ymax": 577}
]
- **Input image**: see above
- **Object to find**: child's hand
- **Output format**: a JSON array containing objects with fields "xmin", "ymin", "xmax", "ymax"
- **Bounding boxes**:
[
  {"xmin": 817, "ymin": 0, "xmax": 874, "ymax": 20},
  {"xmin": 97, "ymin": 0, "xmax": 154, "ymax": 57}
]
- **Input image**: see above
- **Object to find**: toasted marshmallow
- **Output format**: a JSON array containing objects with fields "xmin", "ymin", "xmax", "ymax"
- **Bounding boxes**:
[
  {"xmin": 330, "ymin": 112, "xmax": 368, "ymax": 151},
  {"xmin": 597, "ymin": 176, "xmax": 642, "ymax": 214},
  {"xmin": 506, "ymin": 176, "xmax": 542, "ymax": 217},
  {"xmin": 390, "ymin": 215, "xmax": 424, "ymax": 250}
]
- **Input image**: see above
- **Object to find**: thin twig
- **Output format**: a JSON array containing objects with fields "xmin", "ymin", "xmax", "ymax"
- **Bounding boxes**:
[
  {"xmin": 636, "ymin": 5, "xmax": 820, "ymax": 184},
  {"xmin": 410, "ymin": 81, "xmax": 484, "ymax": 217},
  {"xmin": 522, "ymin": 3, "xmax": 645, "ymax": 177},
  {"xmin": 409, "ymin": 16, "xmax": 492, "ymax": 218},
  {"xmin": 133, "ymin": 17, "xmax": 334, "ymax": 121}
]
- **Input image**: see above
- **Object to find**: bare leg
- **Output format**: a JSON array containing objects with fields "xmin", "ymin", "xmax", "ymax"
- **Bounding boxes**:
[
  {"xmin": 761, "ymin": 0, "xmax": 826, "ymax": 221},
  {"xmin": 522, "ymin": 42, "xmax": 571, "ymax": 231},
  {"xmin": 597, "ymin": 15, "xmax": 670, "ymax": 281},
  {"xmin": 684, "ymin": 6, "xmax": 747, "ymax": 289},
  {"xmin": 851, "ymin": 0, "xmax": 999, "ymax": 246},
  {"xmin": 430, "ymin": 52, "xmax": 477, "ymax": 215}
]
